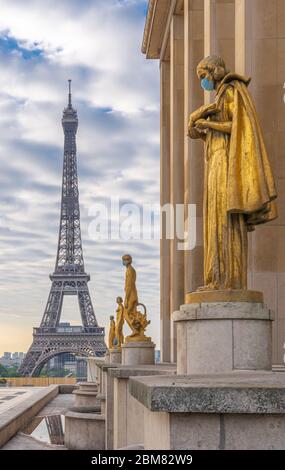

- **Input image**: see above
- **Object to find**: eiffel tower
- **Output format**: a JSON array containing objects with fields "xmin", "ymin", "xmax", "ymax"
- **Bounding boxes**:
[{"xmin": 19, "ymin": 81, "xmax": 106, "ymax": 376}]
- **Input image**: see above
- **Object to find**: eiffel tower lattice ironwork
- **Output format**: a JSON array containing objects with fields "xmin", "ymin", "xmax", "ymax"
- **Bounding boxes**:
[{"xmin": 19, "ymin": 81, "xmax": 106, "ymax": 376}]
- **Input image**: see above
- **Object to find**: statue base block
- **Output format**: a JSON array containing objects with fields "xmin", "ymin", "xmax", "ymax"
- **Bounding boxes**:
[
  {"xmin": 121, "ymin": 341, "xmax": 156, "ymax": 366},
  {"xmin": 173, "ymin": 301, "xmax": 274, "ymax": 375},
  {"xmin": 109, "ymin": 349, "xmax": 122, "ymax": 364},
  {"xmin": 65, "ymin": 410, "xmax": 105, "ymax": 450},
  {"xmin": 73, "ymin": 382, "xmax": 100, "ymax": 408},
  {"xmin": 185, "ymin": 289, "xmax": 263, "ymax": 304},
  {"xmin": 104, "ymin": 351, "xmax": 110, "ymax": 363}
]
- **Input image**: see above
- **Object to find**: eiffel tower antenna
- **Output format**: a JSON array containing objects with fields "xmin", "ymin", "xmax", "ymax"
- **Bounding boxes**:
[
  {"xmin": 19, "ymin": 83, "xmax": 106, "ymax": 377},
  {"xmin": 68, "ymin": 79, "xmax": 72, "ymax": 107}
]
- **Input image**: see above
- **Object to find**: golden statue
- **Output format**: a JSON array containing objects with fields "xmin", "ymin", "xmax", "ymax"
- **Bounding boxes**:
[
  {"xmin": 122, "ymin": 254, "xmax": 150, "ymax": 342},
  {"xmin": 188, "ymin": 56, "xmax": 277, "ymax": 293},
  {"xmin": 108, "ymin": 315, "xmax": 116, "ymax": 350},
  {"xmin": 114, "ymin": 296, "xmax": 124, "ymax": 349}
]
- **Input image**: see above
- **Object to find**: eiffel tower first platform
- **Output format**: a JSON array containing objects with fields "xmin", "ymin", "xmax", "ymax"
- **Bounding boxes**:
[{"xmin": 19, "ymin": 81, "xmax": 106, "ymax": 376}]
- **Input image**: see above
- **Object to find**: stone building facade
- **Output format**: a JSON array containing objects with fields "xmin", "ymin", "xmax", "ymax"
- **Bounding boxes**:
[
  {"xmin": 62, "ymin": 3, "xmax": 285, "ymax": 452},
  {"xmin": 142, "ymin": 0, "xmax": 285, "ymax": 366}
]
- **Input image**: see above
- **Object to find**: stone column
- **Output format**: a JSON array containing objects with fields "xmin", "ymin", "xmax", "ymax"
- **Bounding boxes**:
[
  {"xmin": 205, "ymin": 0, "xmax": 235, "ymax": 68},
  {"xmin": 170, "ymin": 13, "xmax": 185, "ymax": 363},
  {"xmin": 235, "ymin": 0, "xmax": 284, "ymax": 365},
  {"xmin": 204, "ymin": 0, "xmax": 235, "ymax": 104},
  {"xmin": 160, "ymin": 60, "xmax": 171, "ymax": 363},
  {"xmin": 204, "ymin": 0, "xmax": 216, "ymax": 105},
  {"xmin": 204, "ymin": 0, "xmax": 216, "ymax": 55},
  {"xmin": 184, "ymin": 0, "xmax": 204, "ymax": 295}
]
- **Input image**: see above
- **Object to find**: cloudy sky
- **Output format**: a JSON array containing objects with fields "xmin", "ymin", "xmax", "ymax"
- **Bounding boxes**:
[{"xmin": 0, "ymin": 0, "xmax": 160, "ymax": 355}]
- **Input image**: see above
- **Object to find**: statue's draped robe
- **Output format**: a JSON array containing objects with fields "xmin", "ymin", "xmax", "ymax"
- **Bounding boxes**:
[
  {"xmin": 124, "ymin": 265, "xmax": 138, "ymax": 331},
  {"xmin": 108, "ymin": 320, "xmax": 116, "ymax": 350},
  {"xmin": 115, "ymin": 304, "xmax": 124, "ymax": 347},
  {"xmin": 204, "ymin": 74, "xmax": 277, "ymax": 290}
]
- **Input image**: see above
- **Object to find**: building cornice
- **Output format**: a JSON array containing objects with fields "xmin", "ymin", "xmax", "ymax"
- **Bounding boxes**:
[
  {"xmin": 142, "ymin": 0, "xmax": 174, "ymax": 59},
  {"xmin": 142, "ymin": 0, "xmax": 184, "ymax": 60},
  {"xmin": 141, "ymin": 0, "xmax": 156, "ymax": 55}
]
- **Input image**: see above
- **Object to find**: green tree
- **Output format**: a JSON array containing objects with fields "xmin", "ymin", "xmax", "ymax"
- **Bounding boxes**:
[
  {"xmin": 6, "ymin": 366, "xmax": 20, "ymax": 377},
  {"xmin": 0, "ymin": 364, "xmax": 8, "ymax": 377}
]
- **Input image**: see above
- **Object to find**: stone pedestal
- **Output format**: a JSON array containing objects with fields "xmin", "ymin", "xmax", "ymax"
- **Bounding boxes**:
[
  {"xmin": 121, "ymin": 341, "xmax": 156, "ymax": 366},
  {"xmin": 73, "ymin": 382, "xmax": 100, "ymax": 408},
  {"xmin": 129, "ymin": 373, "xmax": 285, "ymax": 450},
  {"xmin": 173, "ymin": 301, "xmax": 273, "ymax": 375},
  {"xmin": 104, "ymin": 351, "xmax": 110, "ymax": 363},
  {"xmin": 87, "ymin": 358, "xmax": 98, "ymax": 382},
  {"xmin": 65, "ymin": 410, "xmax": 105, "ymax": 450},
  {"xmin": 128, "ymin": 295, "xmax": 281, "ymax": 450},
  {"xmin": 101, "ymin": 363, "xmax": 119, "ymax": 449},
  {"xmin": 87, "ymin": 358, "xmax": 104, "ymax": 389},
  {"xmin": 110, "ymin": 364, "xmax": 176, "ymax": 449},
  {"xmin": 109, "ymin": 349, "xmax": 122, "ymax": 364}
]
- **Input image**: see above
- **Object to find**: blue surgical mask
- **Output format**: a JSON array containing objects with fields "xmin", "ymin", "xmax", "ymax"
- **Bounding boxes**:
[{"xmin": 201, "ymin": 77, "xmax": 215, "ymax": 91}]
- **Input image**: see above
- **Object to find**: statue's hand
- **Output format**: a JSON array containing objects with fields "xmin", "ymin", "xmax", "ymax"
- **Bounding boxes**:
[
  {"xmin": 195, "ymin": 119, "xmax": 210, "ymax": 131},
  {"xmin": 189, "ymin": 103, "xmax": 219, "ymax": 124}
]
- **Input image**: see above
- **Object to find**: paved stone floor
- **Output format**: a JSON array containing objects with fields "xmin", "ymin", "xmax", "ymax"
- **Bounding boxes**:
[
  {"xmin": 2, "ymin": 433, "xmax": 64, "ymax": 450},
  {"xmin": 36, "ymin": 393, "xmax": 74, "ymax": 416},
  {"xmin": 1, "ymin": 392, "xmax": 74, "ymax": 450},
  {"xmin": 0, "ymin": 388, "xmax": 42, "ymax": 414}
]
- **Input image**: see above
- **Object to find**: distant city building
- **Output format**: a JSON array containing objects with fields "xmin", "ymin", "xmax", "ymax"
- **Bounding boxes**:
[
  {"xmin": 76, "ymin": 357, "xmax": 88, "ymax": 382},
  {"xmin": 64, "ymin": 361, "xmax": 77, "ymax": 374},
  {"xmin": 0, "ymin": 352, "xmax": 26, "ymax": 368}
]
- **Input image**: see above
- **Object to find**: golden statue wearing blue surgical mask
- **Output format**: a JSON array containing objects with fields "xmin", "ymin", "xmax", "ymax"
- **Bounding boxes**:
[{"xmin": 188, "ymin": 55, "xmax": 277, "ymax": 292}]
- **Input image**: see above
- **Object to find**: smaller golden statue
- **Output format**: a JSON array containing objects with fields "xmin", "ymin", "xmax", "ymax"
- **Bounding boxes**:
[
  {"xmin": 108, "ymin": 315, "xmax": 116, "ymax": 350},
  {"xmin": 114, "ymin": 296, "xmax": 124, "ymax": 349},
  {"xmin": 122, "ymin": 254, "xmax": 151, "ymax": 342}
]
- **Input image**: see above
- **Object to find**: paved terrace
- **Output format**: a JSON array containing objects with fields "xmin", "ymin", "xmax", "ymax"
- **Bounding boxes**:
[
  {"xmin": 0, "ymin": 385, "xmax": 74, "ymax": 450},
  {"xmin": 0, "ymin": 388, "xmax": 43, "ymax": 415}
]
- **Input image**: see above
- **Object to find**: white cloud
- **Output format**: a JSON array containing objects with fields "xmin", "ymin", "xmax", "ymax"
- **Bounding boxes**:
[{"xmin": 0, "ymin": 0, "xmax": 160, "ymax": 355}]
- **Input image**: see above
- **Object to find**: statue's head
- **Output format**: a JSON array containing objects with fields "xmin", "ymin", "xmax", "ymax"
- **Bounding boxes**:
[
  {"xmin": 116, "ymin": 296, "xmax": 123, "ymax": 304},
  {"xmin": 197, "ymin": 55, "xmax": 228, "ymax": 91},
  {"xmin": 122, "ymin": 254, "xmax": 132, "ymax": 267},
  {"xmin": 109, "ymin": 315, "xmax": 114, "ymax": 321}
]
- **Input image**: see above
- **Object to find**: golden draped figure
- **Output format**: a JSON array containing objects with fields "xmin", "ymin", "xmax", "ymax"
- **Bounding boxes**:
[
  {"xmin": 108, "ymin": 315, "xmax": 116, "ymax": 350},
  {"xmin": 188, "ymin": 56, "xmax": 277, "ymax": 291},
  {"xmin": 122, "ymin": 254, "xmax": 150, "ymax": 342},
  {"xmin": 115, "ymin": 296, "xmax": 124, "ymax": 349}
]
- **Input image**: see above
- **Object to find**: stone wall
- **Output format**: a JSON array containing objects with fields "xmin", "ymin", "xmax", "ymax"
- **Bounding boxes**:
[{"xmin": 143, "ymin": 0, "xmax": 285, "ymax": 366}]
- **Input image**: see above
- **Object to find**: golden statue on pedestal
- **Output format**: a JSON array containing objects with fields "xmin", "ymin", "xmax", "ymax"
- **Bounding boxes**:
[
  {"xmin": 188, "ymin": 56, "xmax": 277, "ymax": 298},
  {"xmin": 114, "ymin": 296, "xmax": 124, "ymax": 349},
  {"xmin": 108, "ymin": 315, "xmax": 116, "ymax": 350},
  {"xmin": 122, "ymin": 254, "xmax": 150, "ymax": 342},
  {"xmin": 107, "ymin": 256, "xmax": 151, "ymax": 350}
]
